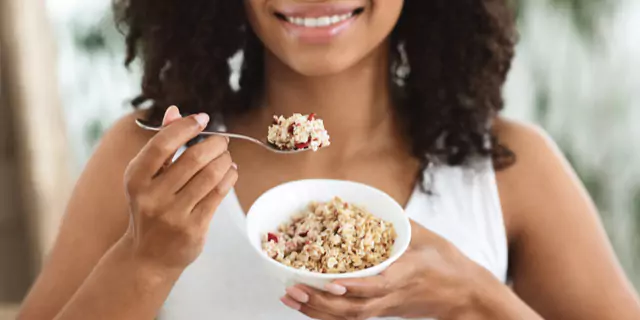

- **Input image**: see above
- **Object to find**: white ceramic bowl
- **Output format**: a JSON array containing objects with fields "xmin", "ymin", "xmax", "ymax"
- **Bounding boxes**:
[{"xmin": 245, "ymin": 179, "xmax": 412, "ymax": 291}]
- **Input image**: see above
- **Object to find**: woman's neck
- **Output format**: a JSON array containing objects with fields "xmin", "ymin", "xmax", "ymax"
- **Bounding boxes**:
[{"xmin": 249, "ymin": 42, "xmax": 401, "ymax": 155}]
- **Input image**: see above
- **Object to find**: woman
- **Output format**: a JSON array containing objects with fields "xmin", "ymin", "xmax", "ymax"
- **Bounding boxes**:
[{"xmin": 18, "ymin": 0, "xmax": 640, "ymax": 319}]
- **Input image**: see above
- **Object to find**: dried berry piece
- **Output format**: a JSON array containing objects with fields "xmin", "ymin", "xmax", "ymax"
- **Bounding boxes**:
[{"xmin": 295, "ymin": 141, "xmax": 311, "ymax": 150}]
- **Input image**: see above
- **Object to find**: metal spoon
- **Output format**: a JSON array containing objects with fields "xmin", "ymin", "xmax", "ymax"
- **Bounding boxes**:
[{"xmin": 135, "ymin": 118, "xmax": 314, "ymax": 154}]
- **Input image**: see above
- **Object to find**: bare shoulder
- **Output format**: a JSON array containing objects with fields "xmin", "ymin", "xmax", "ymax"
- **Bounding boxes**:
[
  {"xmin": 493, "ymin": 116, "xmax": 564, "ymax": 169},
  {"xmin": 490, "ymin": 119, "xmax": 640, "ymax": 319},
  {"xmin": 65, "ymin": 109, "xmax": 153, "ymax": 244},
  {"xmin": 94, "ymin": 110, "xmax": 155, "ymax": 160},
  {"xmin": 68, "ymin": 110, "xmax": 154, "ymax": 216},
  {"xmin": 491, "ymin": 117, "xmax": 589, "ymax": 241}
]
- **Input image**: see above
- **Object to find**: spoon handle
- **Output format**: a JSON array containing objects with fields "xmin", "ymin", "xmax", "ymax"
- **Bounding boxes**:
[
  {"xmin": 135, "ymin": 119, "xmax": 267, "ymax": 148},
  {"xmin": 207, "ymin": 131, "xmax": 265, "ymax": 146}
]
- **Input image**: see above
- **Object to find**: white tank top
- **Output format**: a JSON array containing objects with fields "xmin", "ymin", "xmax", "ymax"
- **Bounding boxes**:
[{"xmin": 160, "ymin": 154, "xmax": 508, "ymax": 320}]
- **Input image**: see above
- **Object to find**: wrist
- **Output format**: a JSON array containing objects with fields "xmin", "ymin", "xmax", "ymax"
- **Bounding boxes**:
[
  {"xmin": 462, "ymin": 277, "xmax": 540, "ymax": 320},
  {"xmin": 449, "ymin": 270, "xmax": 513, "ymax": 320},
  {"xmin": 469, "ymin": 279, "xmax": 512, "ymax": 319},
  {"xmin": 115, "ymin": 235, "xmax": 184, "ymax": 291}
]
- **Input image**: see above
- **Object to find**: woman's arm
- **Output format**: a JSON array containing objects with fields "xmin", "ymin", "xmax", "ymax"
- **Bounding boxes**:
[
  {"xmin": 19, "ymin": 108, "xmax": 237, "ymax": 320},
  {"xmin": 495, "ymin": 118, "xmax": 640, "ymax": 320},
  {"xmin": 18, "ymin": 113, "xmax": 150, "ymax": 319},
  {"xmin": 52, "ymin": 236, "xmax": 183, "ymax": 320}
]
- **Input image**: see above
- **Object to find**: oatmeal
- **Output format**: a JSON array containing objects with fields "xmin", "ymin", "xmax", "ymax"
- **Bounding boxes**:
[
  {"xmin": 261, "ymin": 197, "xmax": 396, "ymax": 274},
  {"xmin": 267, "ymin": 113, "xmax": 331, "ymax": 151}
]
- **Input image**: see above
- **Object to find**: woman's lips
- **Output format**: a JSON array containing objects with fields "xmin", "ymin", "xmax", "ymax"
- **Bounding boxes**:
[
  {"xmin": 279, "ymin": 15, "xmax": 358, "ymax": 44},
  {"xmin": 275, "ymin": 2, "xmax": 362, "ymax": 18},
  {"xmin": 273, "ymin": 3, "xmax": 364, "ymax": 44}
]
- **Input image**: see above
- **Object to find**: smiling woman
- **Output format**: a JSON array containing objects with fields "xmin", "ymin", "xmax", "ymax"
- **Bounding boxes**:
[
  {"xmin": 246, "ymin": 1, "xmax": 402, "ymax": 75},
  {"xmin": 16, "ymin": 0, "xmax": 640, "ymax": 320}
]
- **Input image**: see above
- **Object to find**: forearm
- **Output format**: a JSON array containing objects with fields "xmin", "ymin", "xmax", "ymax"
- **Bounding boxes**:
[
  {"xmin": 471, "ymin": 282, "xmax": 543, "ymax": 320},
  {"xmin": 54, "ymin": 236, "xmax": 183, "ymax": 320}
]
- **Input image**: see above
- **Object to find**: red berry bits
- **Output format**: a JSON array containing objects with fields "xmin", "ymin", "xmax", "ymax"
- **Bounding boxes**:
[{"xmin": 294, "ymin": 141, "xmax": 311, "ymax": 150}]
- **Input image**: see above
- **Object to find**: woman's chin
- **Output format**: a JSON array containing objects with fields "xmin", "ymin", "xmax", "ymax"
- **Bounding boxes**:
[
  {"xmin": 293, "ymin": 66, "xmax": 349, "ymax": 77},
  {"xmin": 286, "ymin": 57, "xmax": 359, "ymax": 77}
]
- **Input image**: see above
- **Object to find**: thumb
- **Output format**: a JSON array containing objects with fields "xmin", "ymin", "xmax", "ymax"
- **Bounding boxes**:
[{"xmin": 162, "ymin": 105, "xmax": 182, "ymax": 127}]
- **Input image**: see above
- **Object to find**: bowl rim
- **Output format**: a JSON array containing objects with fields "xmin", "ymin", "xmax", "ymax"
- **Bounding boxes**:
[{"xmin": 246, "ymin": 179, "xmax": 413, "ymax": 279}]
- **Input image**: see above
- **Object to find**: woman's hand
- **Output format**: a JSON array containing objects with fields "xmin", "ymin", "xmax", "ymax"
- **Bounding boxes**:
[
  {"xmin": 281, "ymin": 222, "xmax": 508, "ymax": 320},
  {"xmin": 123, "ymin": 106, "xmax": 238, "ymax": 271}
]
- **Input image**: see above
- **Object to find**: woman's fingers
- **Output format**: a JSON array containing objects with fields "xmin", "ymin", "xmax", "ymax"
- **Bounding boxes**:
[
  {"xmin": 128, "ymin": 113, "xmax": 209, "ymax": 184},
  {"xmin": 157, "ymin": 135, "xmax": 229, "ymax": 193},
  {"xmin": 283, "ymin": 293, "xmax": 343, "ymax": 320},
  {"xmin": 334, "ymin": 252, "xmax": 418, "ymax": 299},
  {"xmin": 333, "ymin": 276, "xmax": 392, "ymax": 299},
  {"xmin": 173, "ymin": 151, "xmax": 234, "ymax": 212},
  {"xmin": 288, "ymin": 286, "xmax": 379, "ymax": 319},
  {"xmin": 297, "ymin": 305, "xmax": 344, "ymax": 320},
  {"xmin": 280, "ymin": 296, "xmax": 302, "ymax": 312},
  {"xmin": 190, "ymin": 166, "xmax": 238, "ymax": 226}
]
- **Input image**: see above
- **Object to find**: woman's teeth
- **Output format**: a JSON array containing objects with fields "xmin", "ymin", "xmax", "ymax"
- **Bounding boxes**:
[{"xmin": 285, "ymin": 13, "xmax": 354, "ymax": 28}]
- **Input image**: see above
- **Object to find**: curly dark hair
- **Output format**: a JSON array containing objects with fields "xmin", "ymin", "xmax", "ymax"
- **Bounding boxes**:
[{"xmin": 114, "ymin": 0, "xmax": 517, "ymax": 186}]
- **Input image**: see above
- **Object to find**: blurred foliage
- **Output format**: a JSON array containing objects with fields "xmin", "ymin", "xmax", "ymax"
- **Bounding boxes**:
[
  {"xmin": 74, "ymin": 25, "xmax": 107, "ymax": 53},
  {"xmin": 86, "ymin": 120, "xmax": 106, "ymax": 148},
  {"xmin": 73, "ymin": 12, "xmax": 122, "ymax": 57},
  {"xmin": 516, "ymin": 0, "xmax": 613, "ymax": 40},
  {"xmin": 548, "ymin": 0, "xmax": 611, "ymax": 33},
  {"xmin": 564, "ymin": 150, "xmax": 607, "ymax": 206},
  {"xmin": 524, "ymin": 0, "xmax": 610, "ymax": 204}
]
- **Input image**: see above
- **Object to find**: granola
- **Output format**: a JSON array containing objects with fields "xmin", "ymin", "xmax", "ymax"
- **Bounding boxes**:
[
  {"xmin": 262, "ymin": 197, "xmax": 396, "ymax": 274},
  {"xmin": 267, "ymin": 113, "xmax": 330, "ymax": 151}
]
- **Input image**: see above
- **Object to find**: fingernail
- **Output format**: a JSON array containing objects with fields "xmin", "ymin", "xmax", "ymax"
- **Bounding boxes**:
[
  {"xmin": 163, "ymin": 105, "xmax": 180, "ymax": 124},
  {"xmin": 325, "ymin": 283, "xmax": 347, "ymax": 296},
  {"xmin": 231, "ymin": 163, "xmax": 238, "ymax": 170},
  {"xmin": 280, "ymin": 296, "xmax": 301, "ymax": 311},
  {"xmin": 285, "ymin": 287, "xmax": 309, "ymax": 303},
  {"xmin": 194, "ymin": 113, "xmax": 210, "ymax": 127},
  {"xmin": 167, "ymin": 105, "xmax": 179, "ymax": 114}
]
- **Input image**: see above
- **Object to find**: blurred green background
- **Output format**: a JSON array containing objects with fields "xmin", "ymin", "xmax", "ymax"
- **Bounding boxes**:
[{"xmin": 48, "ymin": 0, "xmax": 640, "ymax": 289}]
